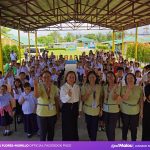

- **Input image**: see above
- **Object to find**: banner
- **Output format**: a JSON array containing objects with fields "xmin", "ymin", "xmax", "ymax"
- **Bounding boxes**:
[{"xmin": 0, "ymin": 141, "xmax": 150, "ymax": 150}]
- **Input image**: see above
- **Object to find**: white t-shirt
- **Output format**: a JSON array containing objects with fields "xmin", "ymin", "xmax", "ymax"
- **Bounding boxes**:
[
  {"xmin": 19, "ymin": 92, "xmax": 37, "ymax": 114},
  {"xmin": 0, "ymin": 78, "xmax": 5, "ymax": 87},
  {"xmin": 10, "ymin": 53, "xmax": 17, "ymax": 61},
  {"xmin": 60, "ymin": 83, "xmax": 80, "ymax": 103}
]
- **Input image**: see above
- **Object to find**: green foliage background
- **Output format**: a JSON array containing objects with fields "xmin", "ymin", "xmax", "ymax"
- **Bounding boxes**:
[
  {"xmin": 126, "ymin": 43, "xmax": 150, "ymax": 63},
  {"xmin": 2, "ymin": 45, "xmax": 19, "ymax": 64}
]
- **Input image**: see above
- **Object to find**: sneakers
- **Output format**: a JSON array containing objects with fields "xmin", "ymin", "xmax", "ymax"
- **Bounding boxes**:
[
  {"xmin": 3, "ymin": 131, "xmax": 7, "ymax": 136},
  {"xmin": 98, "ymin": 126, "xmax": 105, "ymax": 132},
  {"xmin": 27, "ymin": 133, "xmax": 32, "ymax": 138},
  {"xmin": 17, "ymin": 117, "xmax": 23, "ymax": 124},
  {"xmin": 7, "ymin": 131, "xmax": 13, "ymax": 136},
  {"xmin": 3, "ymin": 130, "xmax": 13, "ymax": 136}
]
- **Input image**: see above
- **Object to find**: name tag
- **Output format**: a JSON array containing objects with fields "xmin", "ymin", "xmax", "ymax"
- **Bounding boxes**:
[
  {"xmin": 48, "ymin": 103, "xmax": 54, "ymax": 110},
  {"xmin": 103, "ymin": 104, "xmax": 109, "ymax": 112},
  {"xmin": 92, "ymin": 101, "xmax": 97, "ymax": 109}
]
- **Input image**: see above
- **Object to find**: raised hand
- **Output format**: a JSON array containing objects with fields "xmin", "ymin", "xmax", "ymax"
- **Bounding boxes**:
[
  {"xmin": 68, "ymin": 89, "xmax": 72, "ymax": 97},
  {"xmin": 34, "ymin": 78, "xmax": 39, "ymax": 87}
]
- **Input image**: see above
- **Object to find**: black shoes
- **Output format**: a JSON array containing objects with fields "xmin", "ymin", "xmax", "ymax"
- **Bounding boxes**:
[
  {"xmin": 27, "ymin": 133, "xmax": 32, "ymax": 138},
  {"xmin": 3, "ymin": 130, "xmax": 13, "ymax": 136}
]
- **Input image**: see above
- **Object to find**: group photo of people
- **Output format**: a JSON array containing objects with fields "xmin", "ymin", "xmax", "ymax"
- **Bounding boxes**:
[{"xmin": 0, "ymin": 50, "xmax": 150, "ymax": 141}]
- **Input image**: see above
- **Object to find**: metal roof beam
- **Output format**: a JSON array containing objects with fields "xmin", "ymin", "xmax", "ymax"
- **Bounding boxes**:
[
  {"xmin": 61, "ymin": 0, "xmax": 75, "ymax": 12},
  {"xmin": 87, "ymin": 0, "xmax": 113, "ymax": 23},
  {"xmin": 97, "ymin": 0, "xmax": 145, "ymax": 23},
  {"xmin": 107, "ymin": 2, "xmax": 150, "ymax": 29},
  {"xmin": 0, "ymin": 0, "xmax": 35, "ymax": 9}
]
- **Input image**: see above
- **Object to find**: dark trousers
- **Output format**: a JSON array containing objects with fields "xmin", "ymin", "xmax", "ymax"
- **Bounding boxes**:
[
  {"xmin": 24, "ymin": 113, "xmax": 38, "ymax": 134},
  {"xmin": 61, "ymin": 102, "xmax": 79, "ymax": 141},
  {"xmin": 104, "ymin": 112, "xmax": 119, "ymax": 141},
  {"xmin": 121, "ymin": 112, "xmax": 139, "ymax": 141},
  {"xmin": 142, "ymin": 100, "xmax": 150, "ymax": 141},
  {"xmin": 85, "ymin": 114, "xmax": 99, "ymax": 141},
  {"xmin": 37, "ymin": 115, "xmax": 57, "ymax": 141}
]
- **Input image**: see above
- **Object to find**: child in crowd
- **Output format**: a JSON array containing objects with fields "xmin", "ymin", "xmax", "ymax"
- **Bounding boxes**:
[
  {"xmin": 20, "ymin": 61, "xmax": 29, "ymax": 75},
  {"xmin": 77, "ymin": 61, "xmax": 85, "ymax": 84},
  {"xmin": 16, "ymin": 63, "xmax": 21, "ymax": 78},
  {"xmin": 29, "ymin": 67, "xmax": 36, "ymax": 91},
  {"xmin": 19, "ymin": 82, "xmax": 38, "ymax": 138},
  {"xmin": 4, "ymin": 69, "xmax": 15, "ymax": 89},
  {"xmin": 135, "ymin": 70, "xmax": 142, "ymax": 86},
  {"xmin": 0, "ymin": 71, "xmax": 5, "ymax": 87},
  {"xmin": 0, "ymin": 85, "xmax": 15, "ymax": 136},
  {"xmin": 13, "ymin": 78, "xmax": 24, "ymax": 123},
  {"xmin": 51, "ymin": 68, "xmax": 58, "ymax": 86},
  {"xmin": 19, "ymin": 72, "xmax": 29, "ymax": 86}
]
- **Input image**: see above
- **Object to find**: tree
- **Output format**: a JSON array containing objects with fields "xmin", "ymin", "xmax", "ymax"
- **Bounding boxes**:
[
  {"xmin": 2, "ymin": 45, "xmax": 19, "ymax": 64},
  {"xmin": 48, "ymin": 31, "xmax": 63, "ymax": 43},
  {"xmin": 84, "ymin": 33, "xmax": 96, "ymax": 40},
  {"xmin": 96, "ymin": 32, "xmax": 107, "ymax": 42},
  {"xmin": 75, "ymin": 34, "xmax": 82, "ymax": 39},
  {"xmin": 64, "ymin": 32, "xmax": 75, "ymax": 42},
  {"xmin": 126, "ymin": 43, "xmax": 150, "ymax": 63},
  {"xmin": 106, "ymin": 31, "xmax": 112, "ymax": 41},
  {"xmin": 38, "ymin": 35, "xmax": 54, "ymax": 46},
  {"xmin": 115, "ymin": 32, "xmax": 122, "ymax": 40},
  {"xmin": 1, "ymin": 27, "xmax": 11, "ymax": 36}
]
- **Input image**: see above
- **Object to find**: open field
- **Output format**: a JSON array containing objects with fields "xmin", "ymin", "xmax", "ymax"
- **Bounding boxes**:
[{"xmin": 20, "ymin": 48, "xmax": 96, "ymax": 60}]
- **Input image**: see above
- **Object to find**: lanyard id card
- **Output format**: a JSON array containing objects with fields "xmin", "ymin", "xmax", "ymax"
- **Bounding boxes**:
[
  {"xmin": 103, "ymin": 103, "xmax": 109, "ymax": 112},
  {"xmin": 48, "ymin": 103, "xmax": 54, "ymax": 110},
  {"xmin": 92, "ymin": 100, "xmax": 97, "ymax": 108},
  {"xmin": 92, "ymin": 90, "xmax": 97, "ymax": 108}
]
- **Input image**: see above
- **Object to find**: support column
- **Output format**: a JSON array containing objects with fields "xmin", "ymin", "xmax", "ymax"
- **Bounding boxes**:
[
  {"xmin": 35, "ymin": 31, "xmax": 38, "ymax": 58},
  {"xmin": 18, "ymin": 23, "xmax": 21, "ymax": 64},
  {"xmin": 122, "ymin": 30, "xmax": 124, "ymax": 56},
  {"xmin": 112, "ymin": 30, "xmax": 115, "ymax": 52},
  {"xmin": 28, "ymin": 31, "xmax": 30, "ymax": 58},
  {"xmin": 135, "ymin": 25, "xmax": 138, "ymax": 61},
  {"xmin": 0, "ymin": 14, "xmax": 4, "ymax": 74}
]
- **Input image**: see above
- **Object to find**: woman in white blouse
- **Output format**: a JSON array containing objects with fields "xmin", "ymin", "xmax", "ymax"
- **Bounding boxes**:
[{"xmin": 60, "ymin": 71, "xmax": 80, "ymax": 141}]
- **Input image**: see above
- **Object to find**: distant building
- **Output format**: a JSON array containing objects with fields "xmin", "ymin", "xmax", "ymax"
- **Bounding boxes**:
[
  {"xmin": 1, "ymin": 34, "xmax": 41, "ymax": 47},
  {"xmin": 76, "ymin": 37, "xmax": 95, "ymax": 49},
  {"xmin": 101, "ymin": 36, "xmax": 150, "ymax": 52}
]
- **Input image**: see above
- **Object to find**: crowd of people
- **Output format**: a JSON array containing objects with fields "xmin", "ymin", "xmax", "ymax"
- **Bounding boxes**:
[{"xmin": 0, "ymin": 49, "xmax": 150, "ymax": 141}]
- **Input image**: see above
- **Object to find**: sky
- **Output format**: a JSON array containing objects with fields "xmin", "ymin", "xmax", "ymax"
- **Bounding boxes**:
[{"xmin": 9, "ymin": 23, "xmax": 150, "ymax": 39}]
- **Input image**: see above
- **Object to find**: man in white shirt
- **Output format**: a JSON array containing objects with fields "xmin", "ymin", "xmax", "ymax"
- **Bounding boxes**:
[{"xmin": 10, "ymin": 50, "xmax": 17, "ymax": 61}]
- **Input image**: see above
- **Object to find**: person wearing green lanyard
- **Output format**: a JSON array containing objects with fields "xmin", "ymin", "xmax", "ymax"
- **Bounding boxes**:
[
  {"xmin": 34, "ymin": 71, "xmax": 60, "ymax": 141},
  {"xmin": 120, "ymin": 73, "xmax": 143, "ymax": 141},
  {"xmin": 81, "ymin": 71, "xmax": 103, "ymax": 141},
  {"xmin": 103, "ymin": 71, "xmax": 120, "ymax": 141}
]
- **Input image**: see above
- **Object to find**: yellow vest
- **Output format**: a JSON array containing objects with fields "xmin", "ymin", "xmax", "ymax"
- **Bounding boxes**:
[
  {"xmin": 36, "ymin": 82, "xmax": 58, "ymax": 117},
  {"xmin": 120, "ymin": 86, "xmax": 142, "ymax": 115},
  {"xmin": 81, "ymin": 84, "xmax": 103, "ymax": 116},
  {"xmin": 103, "ymin": 85, "xmax": 120, "ymax": 113}
]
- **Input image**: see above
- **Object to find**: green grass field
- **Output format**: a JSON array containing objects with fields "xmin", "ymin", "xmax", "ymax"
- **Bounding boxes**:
[{"xmin": 21, "ymin": 49, "xmax": 97, "ymax": 60}]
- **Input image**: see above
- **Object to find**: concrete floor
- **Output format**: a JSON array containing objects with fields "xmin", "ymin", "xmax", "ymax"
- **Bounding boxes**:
[
  {"xmin": 0, "ymin": 115, "xmax": 142, "ymax": 141},
  {"xmin": 0, "ymin": 64, "xmax": 142, "ymax": 141}
]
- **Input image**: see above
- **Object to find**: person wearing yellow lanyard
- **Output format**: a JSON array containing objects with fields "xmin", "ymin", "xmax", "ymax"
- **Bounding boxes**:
[
  {"xmin": 103, "ymin": 71, "xmax": 120, "ymax": 141},
  {"xmin": 34, "ymin": 71, "xmax": 60, "ymax": 141},
  {"xmin": 81, "ymin": 71, "xmax": 103, "ymax": 141},
  {"xmin": 119, "ymin": 73, "xmax": 143, "ymax": 141}
]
